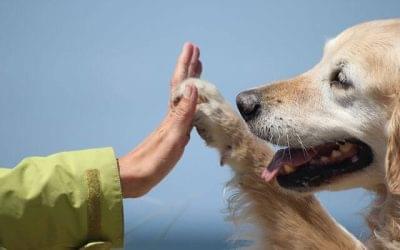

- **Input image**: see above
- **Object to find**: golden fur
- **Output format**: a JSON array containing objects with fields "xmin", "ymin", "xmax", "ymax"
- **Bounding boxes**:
[{"xmin": 174, "ymin": 19, "xmax": 400, "ymax": 249}]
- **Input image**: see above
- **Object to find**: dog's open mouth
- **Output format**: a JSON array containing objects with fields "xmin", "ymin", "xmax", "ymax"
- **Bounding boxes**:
[{"xmin": 261, "ymin": 139, "xmax": 373, "ymax": 190}]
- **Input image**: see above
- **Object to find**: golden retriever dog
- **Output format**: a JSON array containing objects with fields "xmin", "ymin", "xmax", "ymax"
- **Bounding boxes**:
[{"xmin": 174, "ymin": 19, "xmax": 400, "ymax": 249}]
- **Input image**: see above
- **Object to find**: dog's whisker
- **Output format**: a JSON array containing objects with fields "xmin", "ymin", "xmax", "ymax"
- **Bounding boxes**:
[
  {"xmin": 296, "ymin": 133, "xmax": 309, "ymax": 159},
  {"xmin": 268, "ymin": 125, "xmax": 274, "ymax": 144},
  {"xmin": 285, "ymin": 127, "xmax": 292, "ymax": 161},
  {"xmin": 276, "ymin": 126, "xmax": 281, "ymax": 146}
]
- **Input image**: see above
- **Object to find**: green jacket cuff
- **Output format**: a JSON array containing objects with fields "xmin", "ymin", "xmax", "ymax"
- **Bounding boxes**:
[{"xmin": 0, "ymin": 147, "xmax": 124, "ymax": 249}]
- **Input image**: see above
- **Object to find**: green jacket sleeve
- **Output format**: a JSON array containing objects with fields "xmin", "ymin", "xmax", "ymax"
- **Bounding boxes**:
[{"xmin": 0, "ymin": 148, "xmax": 124, "ymax": 250}]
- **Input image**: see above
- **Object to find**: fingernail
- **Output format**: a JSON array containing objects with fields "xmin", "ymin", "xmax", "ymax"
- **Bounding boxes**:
[
  {"xmin": 183, "ymin": 42, "xmax": 192, "ymax": 51},
  {"xmin": 184, "ymin": 85, "xmax": 192, "ymax": 98}
]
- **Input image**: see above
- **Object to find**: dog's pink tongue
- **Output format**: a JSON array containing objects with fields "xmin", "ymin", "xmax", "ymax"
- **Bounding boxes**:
[
  {"xmin": 262, "ymin": 148, "xmax": 316, "ymax": 182},
  {"xmin": 261, "ymin": 168, "xmax": 279, "ymax": 182}
]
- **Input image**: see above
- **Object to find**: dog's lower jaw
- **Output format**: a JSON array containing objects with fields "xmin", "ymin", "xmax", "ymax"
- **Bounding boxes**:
[{"xmin": 177, "ymin": 79, "xmax": 365, "ymax": 249}]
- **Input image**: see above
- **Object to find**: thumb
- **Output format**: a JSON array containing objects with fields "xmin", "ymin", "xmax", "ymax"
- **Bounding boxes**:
[{"xmin": 171, "ymin": 84, "xmax": 198, "ymax": 130}]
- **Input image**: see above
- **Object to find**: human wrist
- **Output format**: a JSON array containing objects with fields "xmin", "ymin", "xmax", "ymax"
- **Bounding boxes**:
[
  {"xmin": 117, "ymin": 110, "xmax": 192, "ymax": 198},
  {"xmin": 117, "ymin": 152, "xmax": 154, "ymax": 198}
]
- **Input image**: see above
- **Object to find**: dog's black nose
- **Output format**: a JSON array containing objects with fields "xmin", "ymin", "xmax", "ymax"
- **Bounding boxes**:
[{"xmin": 236, "ymin": 90, "xmax": 261, "ymax": 121}]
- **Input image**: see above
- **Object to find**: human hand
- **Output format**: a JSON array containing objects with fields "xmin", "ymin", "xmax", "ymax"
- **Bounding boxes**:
[{"xmin": 118, "ymin": 43, "xmax": 202, "ymax": 198}]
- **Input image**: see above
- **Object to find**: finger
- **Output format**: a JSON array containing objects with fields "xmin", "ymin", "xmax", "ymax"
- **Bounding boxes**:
[
  {"xmin": 170, "ymin": 43, "xmax": 194, "ymax": 90},
  {"xmin": 170, "ymin": 84, "xmax": 198, "ymax": 130},
  {"xmin": 188, "ymin": 45, "xmax": 200, "ymax": 77},
  {"xmin": 193, "ymin": 60, "xmax": 202, "ymax": 78}
]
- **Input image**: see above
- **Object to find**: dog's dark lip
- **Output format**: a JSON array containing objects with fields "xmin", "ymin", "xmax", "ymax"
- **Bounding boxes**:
[{"xmin": 273, "ymin": 138, "xmax": 374, "ymax": 191}]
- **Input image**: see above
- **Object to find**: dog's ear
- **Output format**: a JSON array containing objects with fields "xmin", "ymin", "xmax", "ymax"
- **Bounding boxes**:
[{"xmin": 386, "ymin": 96, "xmax": 400, "ymax": 194}]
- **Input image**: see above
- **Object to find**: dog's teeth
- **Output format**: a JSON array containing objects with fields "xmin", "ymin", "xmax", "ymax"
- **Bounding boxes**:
[
  {"xmin": 331, "ymin": 150, "xmax": 341, "ymax": 159},
  {"xmin": 283, "ymin": 164, "xmax": 296, "ymax": 174},
  {"xmin": 351, "ymin": 155, "xmax": 359, "ymax": 163},
  {"xmin": 339, "ymin": 143, "xmax": 353, "ymax": 153},
  {"xmin": 321, "ymin": 156, "xmax": 330, "ymax": 164}
]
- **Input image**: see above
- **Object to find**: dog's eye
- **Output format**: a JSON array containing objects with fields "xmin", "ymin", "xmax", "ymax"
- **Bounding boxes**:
[{"xmin": 330, "ymin": 70, "xmax": 353, "ymax": 90}]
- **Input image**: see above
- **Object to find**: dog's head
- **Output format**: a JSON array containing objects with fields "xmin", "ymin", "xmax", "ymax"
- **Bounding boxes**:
[{"xmin": 236, "ymin": 19, "xmax": 400, "ymax": 193}]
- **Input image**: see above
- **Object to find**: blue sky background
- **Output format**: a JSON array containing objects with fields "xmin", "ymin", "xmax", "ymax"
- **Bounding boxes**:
[{"xmin": 0, "ymin": 1, "xmax": 399, "ymax": 249}]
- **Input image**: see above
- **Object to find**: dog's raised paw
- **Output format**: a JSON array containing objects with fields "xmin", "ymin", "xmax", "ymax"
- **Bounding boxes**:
[
  {"xmin": 173, "ymin": 78, "xmax": 231, "ymax": 145},
  {"xmin": 174, "ymin": 78, "xmax": 247, "ymax": 157},
  {"xmin": 172, "ymin": 78, "xmax": 225, "ymax": 105}
]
